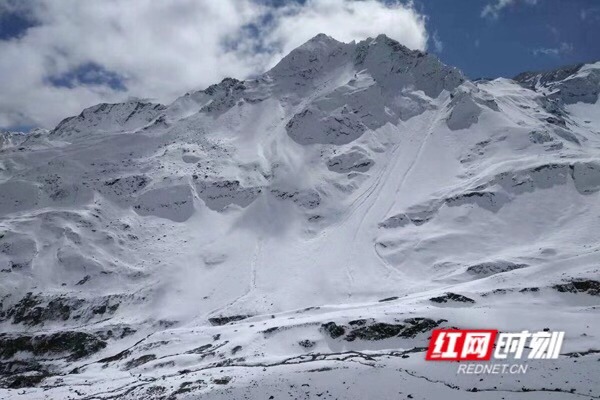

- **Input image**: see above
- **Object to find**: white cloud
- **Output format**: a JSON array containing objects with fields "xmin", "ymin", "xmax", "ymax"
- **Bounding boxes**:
[
  {"xmin": 481, "ymin": 0, "xmax": 538, "ymax": 19},
  {"xmin": 0, "ymin": 0, "xmax": 429, "ymax": 129},
  {"xmin": 532, "ymin": 42, "xmax": 574, "ymax": 57},
  {"xmin": 580, "ymin": 7, "xmax": 600, "ymax": 21},
  {"xmin": 264, "ymin": 0, "xmax": 428, "ymax": 59},
  {"xmin": 432, "ymin": 31, "xmax": 443, "ymax": 53},
  {"xmin": 548, "ymin": 25, "xmax": 559, "ymax": 39}
]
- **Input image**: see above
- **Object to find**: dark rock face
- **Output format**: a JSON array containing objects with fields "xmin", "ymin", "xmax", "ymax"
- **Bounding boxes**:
[
  {"xmin": 213, "ymin": 376, "xmax": 232, "ymax": 385},
  {"xmin": 430, "ymin": 293, "xmax": 475, "ymax": 304},
  {"xmin": 262, "ymin": 326, "xmax": 280, "ymax": 335},
  {"xmin": 354, "ymin": 34, "xmax": 465, "ymax": 98},
  {"xmin": 445, "ymin": 191, "xmax": 509, "ymax": 213},
  {"xmin": 514, "ymin": 64, "xmax": 584, "ymax": 89},
  {"xmin": 529, "ymin": 130, "xmax": 554, "ymax": 144},
  {"xmin": 231, "ymin": 345, "xmax": 243, "ymax": 354},
  {"xmin": 321, "ymin": 318, "xmax": 443, "ymax": 341},
  {"xmin": 519, "ymin": 287, "xmax": 540, "ymax": 293},
  {"xmin": 98, "ymin": 349, "xmax": 131, "ymax": 363},
  {"xmin": 327, "ymin": 151, "xmax": 374, "ymax": 173},
  {"xmin": 571, "ymin": 162, "xmax": 600, "ymax": 194},
  {"xmin": 187, "ymin": 344, "xmax": 212, "ymax": 354},
  {"xmin": 0, "ymin": 359, "xmax": 51, "ymax": 389},
  {"xmin": 298, "ymin": 340, "xmax": 315, "ymax": 348},
  {"xmin": 286, "ymin": 106, "xmax": 367, "ymax": 145},
  {"xmin": 194, "ymin": 179, "xmax": 261, "ymax": 211},
  {"xmin": 268, "ymin": 33, "xmax": 351, "ymax": 83},
  {"xmin": 348, "ymin": 319, "xmax": 367, "ymax": 326},
  {"xmin": 345, "ymin": 323, "xmax": 404, "ymax": 342},
  {"xmin": 208, "ymin": 315, "xmax": 251, "ymax": 326},
  {"xmin": 514, "ymin": 63, "xmax": 600, "ymax": 105},
  {"xmin": 0, "ymin": 331, "xmax": 106, "ymax": 361},
  {"xmin": 100, "ymin": 174, "xmax": 149, "ymax": 199},
  {"xmin": 381, "ymin": 160, "xmax": 599, "ymax": 229},
  {"xmin": 201, "ymin": 78, "xmax": 247, "ymax": 115},
  {"xmin": 378, "ymin": 214, "xmax": 411, "ymax": 229},
  {"xmin": 51, "ymin": 101, "xmax": 166, "ymax": 137},
  {"xmin": 124, "ymin": 354, "xmax": 156, "ymax": 370},
  {"xmin": 466, "ymin": 261, "xmax": 527, "ymax": 277},
  {"xmin": 401, "ymin": 318, "xmax": 444, "ymax": 338},
  {"xmin": 270, "ymin": 188, "xmax": 321, "ymax": 209},
  {"xmin": 1, "ymin": 370, "xmax": 49, "ymax": 389},
  {"xmin": 380, "ymin": 206, "xmax": 441, "ymax": 228},
  {"xmin": 553, "ymin": 280, "xmax": 600, "ymax": 296},
  {"xmin": 0, "ymin": 292, "xmax": 121, "ymax": 326},
  {"xmin": 321, "ymin": 322, "xmax": 346, "ymax": 339}
]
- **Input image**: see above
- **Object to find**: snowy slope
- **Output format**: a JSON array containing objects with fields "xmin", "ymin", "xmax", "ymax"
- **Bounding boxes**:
[{"xmin": 0, "ymin": 35, "xmax": 599, "ymax": 399}]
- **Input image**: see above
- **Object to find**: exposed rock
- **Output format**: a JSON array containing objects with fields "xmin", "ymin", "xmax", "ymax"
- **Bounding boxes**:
[
  {"xmin": 400, "ymin": 318, "xmax": 443, "ymax": 338},
  {"xmin": 124, "ymin": 354, "xmax": 156, "ymax": 370},
  {"xmin": 213, "ymin": 376, "xmax": 232, "ymax": 385},
  {"xmin": 51, "ymin": 101, "xmax": 166, "ymax": 137},
  {"xmin": 322, "ymin": 318, "xmax": 443, "ymax": 341},
  {"xmin": 1, "ymin": 292, "xmax": 121, "ymax": 326},
  {"xmin": 515, "ymin": 63, "xmax": 600, "ymax": 105},
  {"xmin": 0, "ymin": 331, "xmax": 106, "ymax": 361},
  {"xmin": 345, "ymin": 323, "xmax": 404, "ymax": 341},
  {"xmin": 519, "ymin": 287, "xmax": 540, "ymax": 293},
  {"xmin": 0, "ymin": 371, "xmax": 49, "ymax": 389},
  {"xmin": 321, "ymin": 322, "xmax": 346, "ymax": 339},
  {"xmin": 445, "ymin": 191, "xmax": 509, "ymax": 213},
  {"xmin": 378, "ymin": 214, "xmax": 411, "ymax": 229},
  {"xmin": 529, "ymin": 131, "xmax": 554, "ymax": 144},
  {"xmin": 270, "ymin": 188, "xmax": 321, "ymax": 209},
  {"xmin": 187, "ymin": 344, "xmax": 212, "ymax": 354},
  {"xmin": 466, "ymin": 261, "xmax": 527, "ymax": 277},
  {"xmin": 298, "ymin": 340, "xmax": 315, "ymax": 348},
  {"xmin": 208, "ymin": 315, "xmax": 251, "ymax": 326},
  {"xmin": 286, "ymin": 106, "xmax": 367, "ymax": 145},
  {"xmin": 348, "ymin": 319, "xmax": 367, "ymax": 326},
  {"xmin": 194, "ymin": 179, "xmax": 261, "ymax": 211},
  {"xmin": 133, "ymin": 184, "xmax": 195, "ymax": 222},
  {"xmin": 571, "ymin": 162, "xmax": 600, "ymax": 194},
  {"xmin": 327, "ymin": 151, "xmax": 374, "ymax": 173},
  {"xmin": 553, "ymin": 279, "xmax": 600, "ymax": 296},
  {"xmin": 447, "ymin": 89, "xmax": 482, "ymax": 131},
  {"xmin": 430, "ymin": 293, "xmax": 475, "ymax": 304}
]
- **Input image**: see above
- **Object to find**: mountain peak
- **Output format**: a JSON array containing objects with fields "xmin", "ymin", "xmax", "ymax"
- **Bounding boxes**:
[
  {"xmin": 298, "ymin": 33, "xmax": 341, "ymax": 49},
  {"xmin": 267, "ymin": 33, "xmax": 350, "ymax": 80},
  {"xmin": 267, "ymin": 33, "xmax": 463, "ymax": 98},
  {"xmin": 50, "ymin": 100, "xmax": 166, "ymax": 137},
  {"xmin": 514, "ymin": 61, "xmax": 600, "ymax": 105},
  {"xmin": 363, "ymin": 34, "xmax": 422, "ymax": 58},
  {"xmin": 352, "ymin": 35, "xmax": 464, "ymax": 97}
]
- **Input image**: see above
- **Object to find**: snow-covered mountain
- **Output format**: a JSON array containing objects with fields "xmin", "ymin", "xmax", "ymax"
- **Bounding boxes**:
[{"xmin": 0, "ymin": 34, "xmax": 599, "ymax": 399}]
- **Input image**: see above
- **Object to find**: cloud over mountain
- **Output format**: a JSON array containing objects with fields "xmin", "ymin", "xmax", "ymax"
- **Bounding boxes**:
[{"xmin": 0, "ymin": 0, "xmax": 428, "ymax": 129}]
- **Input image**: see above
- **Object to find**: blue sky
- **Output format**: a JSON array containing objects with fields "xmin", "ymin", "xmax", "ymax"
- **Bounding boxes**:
[
  {"xmin": 415, "ymin": 0, "xmax": 600, "ymax": 79},
  {"xmin": 255, "ymin": 0, "xmax": 600, "ymax": 79},
  {"xmin": 0, "ymin": 0, "xmax": 599, "ymax": 130}
]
